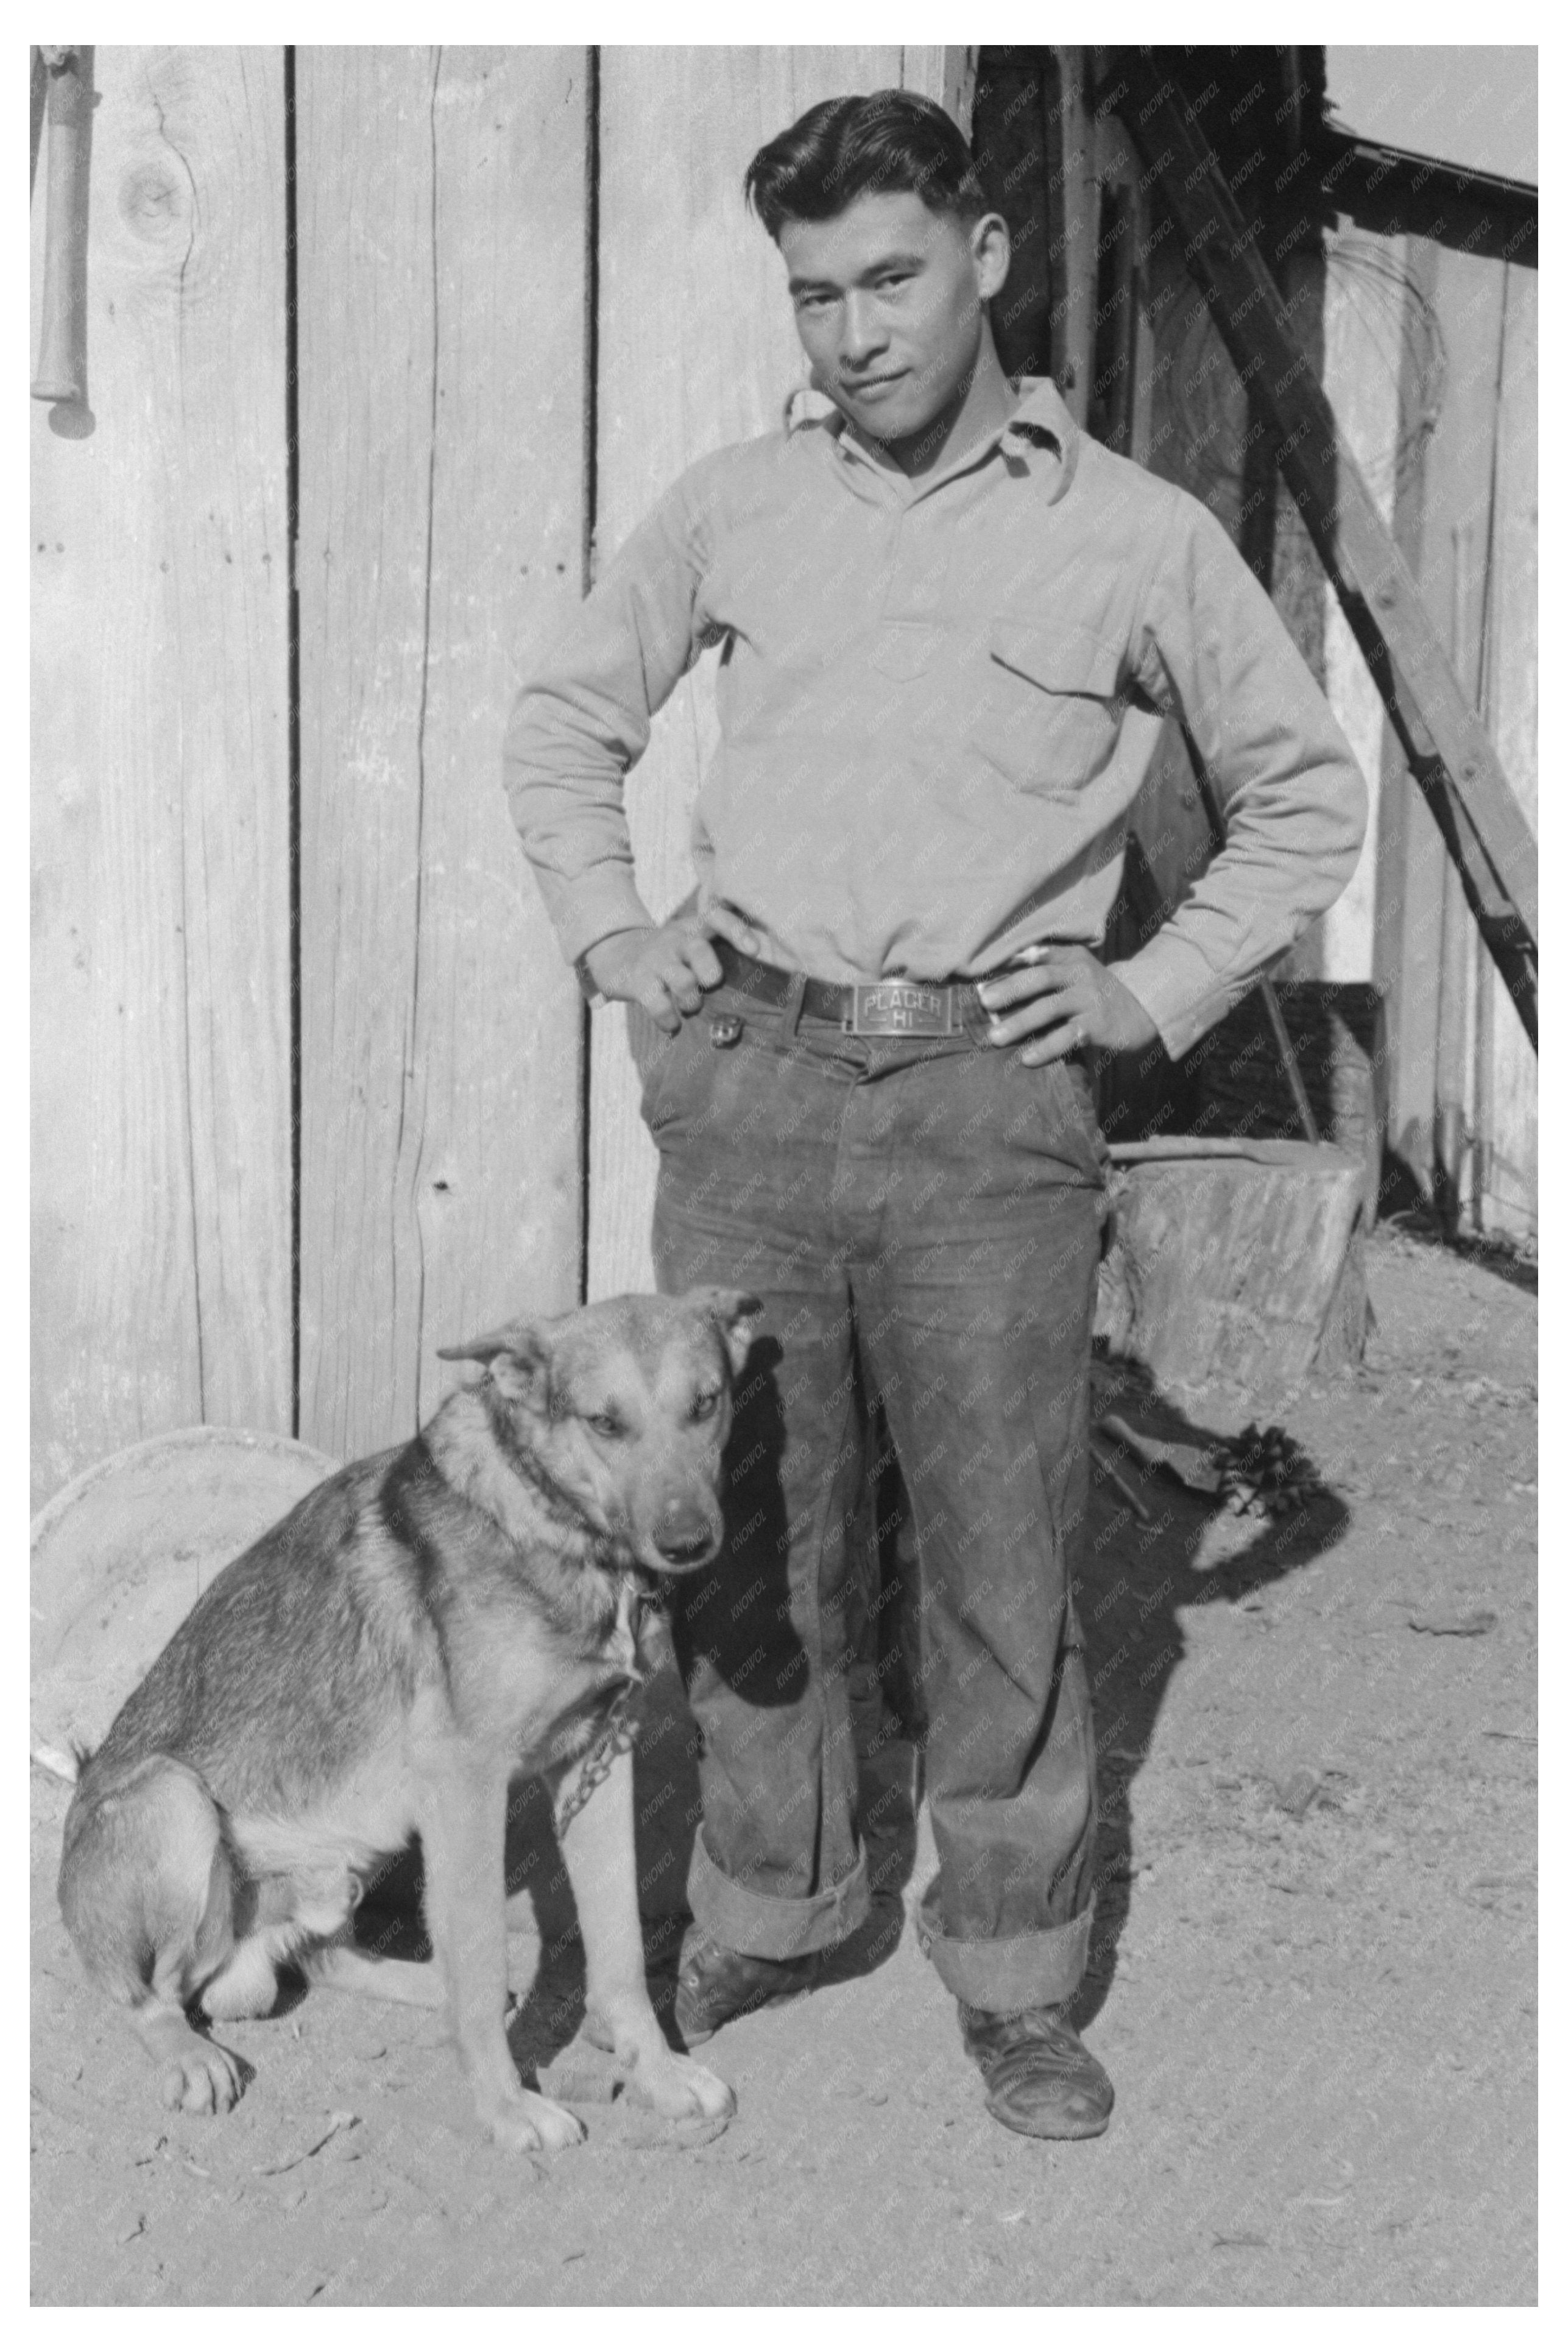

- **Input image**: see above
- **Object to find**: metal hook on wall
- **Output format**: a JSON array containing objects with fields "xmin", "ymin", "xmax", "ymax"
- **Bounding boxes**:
[{"xmin": 32, "ymin": 45, "xmax": 94, "ymax": 412}]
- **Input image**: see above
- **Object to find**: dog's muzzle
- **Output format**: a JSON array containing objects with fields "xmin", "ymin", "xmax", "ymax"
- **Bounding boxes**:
[{"xmin": 649, "ymin": 1507, "xmax": 723, "ymax": 1572}]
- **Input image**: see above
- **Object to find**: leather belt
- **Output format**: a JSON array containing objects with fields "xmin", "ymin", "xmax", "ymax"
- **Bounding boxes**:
[{"xmin": 713, "ymin": 940, "xmax": 987, "ymax": 1037}]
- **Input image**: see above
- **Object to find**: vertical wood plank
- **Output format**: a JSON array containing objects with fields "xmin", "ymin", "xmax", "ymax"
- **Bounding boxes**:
[
  {"xmin": 1317, "ymin": 228, "xmax": 1402, "ymax": 985},
  {"xmin": 587, "ymin": 44, "xmax": 914, "ymax": 1300},
  {"xmin": 1475, "ymin": 263, "xmax": 1537, "ymax": 1239},
  {"xmin": 1435, "ymin": 517, "xmax": 1483, "ymax": 1222},
  {"xmin": 30, "ymin": 46, "xmax": 291, "ymax": 1507},
  {"xmin": 1383, "ymin": 241, "xmax": 1506, "ymax": 1201},
  {"xmin": 1370, "ymin": 236, "xmax": 1435, "ymax": 1190},
  {"xmin": 296, "ymin": 47, "xmax": 587, "ymax": 1459}
]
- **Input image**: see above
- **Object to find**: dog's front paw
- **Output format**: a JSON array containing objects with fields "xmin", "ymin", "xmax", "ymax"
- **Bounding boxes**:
[
  {"xmin": 160, "ymin": 2042, "xmax": 243, "ymax": 2116},
  {"xmin": 479, "ymin": 2087, "xmax": 587, "ymax": 2155},
  {"xmin": 628, "ymin": 2049, "xmax": 736, "ymax": 2122}
]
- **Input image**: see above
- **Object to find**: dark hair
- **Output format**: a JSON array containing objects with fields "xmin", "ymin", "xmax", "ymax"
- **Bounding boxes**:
[{"xmin": 743, "ymin": 90, "xmax": 989, "ymax": 240}]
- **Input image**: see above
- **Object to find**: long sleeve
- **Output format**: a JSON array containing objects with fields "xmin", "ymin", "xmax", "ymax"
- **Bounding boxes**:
[
  {"xmin": 1111, "ymin": 494, "xmax": 1369, "ymax": 1061},
  {"xmin": 503, "ymin": 465, "xmax": 714, "ymax": 966}
]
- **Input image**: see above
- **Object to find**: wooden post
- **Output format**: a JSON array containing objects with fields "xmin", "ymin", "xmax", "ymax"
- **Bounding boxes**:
[
  {"xmin": 1088, "ymin": 113, "xmax": 1142, "ymax": 458},
  {"xmin": 969, "ymin": 52, "xmax": 1056, "ymax": 383},
  {"xmin": 295, "ymin": 48, "xmax": 588, "ymax": 1460},
  {"xmin": 1044, "ymin": 48, "xmax": 1098, "ymax": 425},
  {"xmin": 30, "ymin": 48, "xmax": 292, "ymax": 1506},
  {"xmin": 1111, "ymin": 49, "xmax": 1537, "ymax": 1049}
]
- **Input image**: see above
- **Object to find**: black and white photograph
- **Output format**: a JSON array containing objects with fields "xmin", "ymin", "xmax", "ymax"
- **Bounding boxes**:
[{"xmin": 29, "ymin": 16, "xmax": 1541, "ymax": 2312}]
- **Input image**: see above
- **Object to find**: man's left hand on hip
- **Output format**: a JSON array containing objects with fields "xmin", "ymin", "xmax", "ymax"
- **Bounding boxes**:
[{"xmin": 978, "ymin": 945, "xmax": 1159, "ymax": 1064}]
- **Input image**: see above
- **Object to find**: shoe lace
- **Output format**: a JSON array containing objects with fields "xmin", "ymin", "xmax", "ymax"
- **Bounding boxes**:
[{"xmin": 963, "ymin": 2003, "xmax": 1072, "ymax": 2055}]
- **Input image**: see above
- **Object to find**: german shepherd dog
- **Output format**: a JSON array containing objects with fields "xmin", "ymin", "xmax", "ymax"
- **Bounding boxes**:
[{"xmin": 57, "ymin": 1287, "xmax": 760, "ymax": 2153}]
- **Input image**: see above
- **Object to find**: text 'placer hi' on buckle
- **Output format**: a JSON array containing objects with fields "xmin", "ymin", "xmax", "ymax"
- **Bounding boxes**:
[{"xmin": 846, "ymin": 982, "xmax": 955, "ymax": 1037}]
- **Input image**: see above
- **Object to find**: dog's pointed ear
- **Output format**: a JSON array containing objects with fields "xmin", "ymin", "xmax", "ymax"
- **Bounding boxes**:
[
  {"xmin": 694, "ymin": 1288, "xmax": 763, "ymax": 1379},
  {"xmin": 436, "ymin": 1321, "xmax": 553, "ymax": 1410}
]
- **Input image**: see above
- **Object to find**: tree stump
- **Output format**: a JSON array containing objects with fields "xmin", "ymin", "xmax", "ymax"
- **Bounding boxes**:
[{"xmin": 1095, "ymin": 1139, "xmax": 1367, "ymax": 1408}]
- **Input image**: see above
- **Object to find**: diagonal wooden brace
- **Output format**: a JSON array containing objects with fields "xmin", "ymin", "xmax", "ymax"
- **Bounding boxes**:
[{"xmin": 1108, "ymin": 49, "xmax": 1537, "ymax": 1051}]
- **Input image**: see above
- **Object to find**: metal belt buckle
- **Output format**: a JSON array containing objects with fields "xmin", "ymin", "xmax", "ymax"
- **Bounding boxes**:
[{"xmin": 847, "ymin": 982, "xmax": 955, "ymax": 1037}]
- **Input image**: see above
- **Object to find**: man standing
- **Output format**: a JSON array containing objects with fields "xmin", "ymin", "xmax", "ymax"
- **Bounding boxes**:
[{"xmin": 504, "ymin": 90, "xmax": 1365, "ymax": 2140}]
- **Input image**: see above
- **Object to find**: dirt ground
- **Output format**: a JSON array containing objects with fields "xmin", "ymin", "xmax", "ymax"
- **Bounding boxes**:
[{"xmin": 30, "ymin": 1223, "xmax": 1537, "ymax": 2307}]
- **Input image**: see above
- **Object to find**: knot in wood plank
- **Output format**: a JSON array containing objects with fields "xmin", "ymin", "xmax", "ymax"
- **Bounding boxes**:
[{"xmin": 119, "ymin": 163, "xmax": 188, "ymax": 241}]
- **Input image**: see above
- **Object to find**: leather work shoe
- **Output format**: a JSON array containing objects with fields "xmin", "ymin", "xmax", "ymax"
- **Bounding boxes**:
[
  {"xmin": 673, "ymin": 1927, "xmax": 824, "ymax": 2046},
  {"xmin": 959, "ymin": 2002, "xmax": 1115, "ymax": 2140}
]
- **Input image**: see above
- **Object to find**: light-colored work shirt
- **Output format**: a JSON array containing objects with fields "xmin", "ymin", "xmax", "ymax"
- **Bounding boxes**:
[{"xmin": 504, "ymin": 375, "xmax": 1366, "ymax": 1060}]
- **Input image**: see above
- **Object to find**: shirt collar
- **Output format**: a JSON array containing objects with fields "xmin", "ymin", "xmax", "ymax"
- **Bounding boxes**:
[
  {"xmin": 1000, "ymin": 375, "xmax": 1077, "ymax": 462},
  {"xmin": 788, "ymin": 373, "xmax": 1080, "ymax": 503}
]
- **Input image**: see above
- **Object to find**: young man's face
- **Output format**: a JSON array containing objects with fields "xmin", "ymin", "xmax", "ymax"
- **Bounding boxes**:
[{"xmin": 779, "ymin": 189, "xmax": 1009, "ymax": 462}]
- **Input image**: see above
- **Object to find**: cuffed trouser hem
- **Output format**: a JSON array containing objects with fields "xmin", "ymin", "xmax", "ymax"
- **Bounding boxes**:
[
  {"xmin": 916, "ymin": 1885, "xmax": 1094, "ymax": 2013},
  {"xmin": 687, "ymin": 1827, "xmax": 872, "ymax": 1962}
]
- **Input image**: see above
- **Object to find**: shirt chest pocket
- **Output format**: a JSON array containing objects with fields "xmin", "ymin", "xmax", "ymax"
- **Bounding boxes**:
[{"xmin": 973, "ymin": 618, "xmax": 1125, "ymax": 791}]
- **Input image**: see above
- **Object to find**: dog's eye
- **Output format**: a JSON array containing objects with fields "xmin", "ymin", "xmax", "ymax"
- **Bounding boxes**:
[
  {"xmin": 690, "ymin": 1391, "xmax": 720, "ymax": 1423},
  {"xmin": 585, "ymin": 1411, "xmax": 626, "ymax": 1440}
]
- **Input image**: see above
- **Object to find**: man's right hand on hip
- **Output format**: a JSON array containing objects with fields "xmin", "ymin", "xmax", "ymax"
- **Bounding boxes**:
[{"xmin": 583, "ymin": 908, "xmax": 761, "ymax": 1033}]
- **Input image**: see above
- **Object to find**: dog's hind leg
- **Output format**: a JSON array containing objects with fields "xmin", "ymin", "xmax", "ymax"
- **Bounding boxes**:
[
  {"xmin": 202, "ymin": 1865, "xmax": 360, "ymax": 2021},
  {"xmin": 199, "ymin": 1935, "xmax": 283, "ymax": 2022},
  {"xmin": 302, "ymin": 1943, "xmax": 447, "ymax": 2008},
  {"xmin": 58, "ymin": 1756, "xmax": 245, "ymax": 2114}
]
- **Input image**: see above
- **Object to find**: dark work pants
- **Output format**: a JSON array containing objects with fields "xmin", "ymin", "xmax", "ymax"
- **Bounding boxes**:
[{"xmin": 645, "ymin": 976, "xmax": 1106, "ymax": 2013}]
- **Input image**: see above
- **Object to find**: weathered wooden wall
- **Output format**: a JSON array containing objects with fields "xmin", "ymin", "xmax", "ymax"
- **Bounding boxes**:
[
  {"xmin": 1477, "ymin": 263, "xmax": 1538, "ymax": 1238},
  {"xmin": 30, "ymin": 44, "xmax": 1534, "ymax": 1508},
  {"xmin": 294, "ymin": 47, "xmax": 587, "ymax": 1461},
  {"xmin": 585, "ymin": 44, "xmax": 973, "ymax": 1299},
  {"xmin": 31, "ymin": 48, "xmax": 293, "ymax": 1507},
  {"xmin": 1316, "ymin": 231, "xmax": 1537, "ymax": 1238},
  {"xmin": 30, "ymin": 41, "xmax": 977, "ymax": 1503}
]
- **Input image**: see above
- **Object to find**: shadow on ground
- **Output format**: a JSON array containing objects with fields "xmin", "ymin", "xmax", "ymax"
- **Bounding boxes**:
[
  {"xmin": 1068, "ymin": 1361, "xmax": 1351, "ymax": 2027},
  {"xmin": 847, "ymin": 1366, "xmax": 1351, "ymax": 2033}
]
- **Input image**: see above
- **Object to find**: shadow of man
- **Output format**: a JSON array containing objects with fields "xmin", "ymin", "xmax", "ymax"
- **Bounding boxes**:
[
  {"xmin": 824, "ymin": 1368, "xmax": 1349, "ymax": 2032},
  {"xmin": 1068, "ymin": 1361, "xmax": 1351, "ymax": 2027}
]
